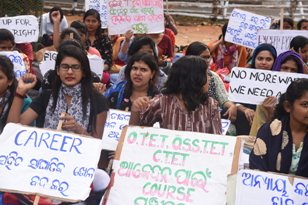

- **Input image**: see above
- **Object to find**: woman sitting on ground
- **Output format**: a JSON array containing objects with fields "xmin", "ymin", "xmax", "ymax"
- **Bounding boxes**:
[
  {"xmin": 250, "ymin": 49, "xmax": 304, "ymax": 136},
  {"xmin": 250, "ymin": 78, "xmax": 308, "ymax": 177},
  {"xmin": 185, "ymin": 41, "xmax": 237, "ymax": 124},
  {"xmin": 130, "ymin": 56, "xmax": 222, "ymax": 134},
  {"xmin": 104, "ymin": 52, "xmax": 160, "ymax": 111}
]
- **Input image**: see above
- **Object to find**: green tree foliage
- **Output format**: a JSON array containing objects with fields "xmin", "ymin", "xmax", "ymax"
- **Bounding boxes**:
[{"xmin": 0, "ymin": 0, "xmax": 43, "ymax": 17}]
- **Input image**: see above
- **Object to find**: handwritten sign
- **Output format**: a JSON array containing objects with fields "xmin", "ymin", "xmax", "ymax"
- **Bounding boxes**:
[
  {"xmin": 221, "ymin": 119, "xmax": 231, "ymax": 135},
  {"xmin": 228, "ymin": 67, "xmax": 308, "ymax": 105},
  {"xmin": 107, "ymin": 0, "xmax": 164, "ymax": 35},
  {"xmin": 0, "ymin": 15, "xmax": 39, "ymax": 43},
  {"xmin": 101, "ymin": 109, "xmax": 130, "ymax": 151},
  {"xmin": 234, "ymin": 169, "xmax": 308, "ymax": 205},
  {"xmin": 39, "ymin": 52, "xmax": 104, "ymax": 79},
  {"xmin": 85, "ymin": 0, "xmax": 108, "ymax": 28},
  {"xmin": 257, "ymin": 29, "xmax": 308, "ymax": 55},
  {"xmin": 0, "ymin": 51, "xmax": 27, "ymax": 79},
  {"xmin": 102, "ymin": 115, "xmax": 231, "ymax": 151},
  {"xmin": 39, "ymin": 51, "xmax": 57, "ymax": 77},
  {"xmin": 225, "ymin": 9, "xmax": 271, "ymax": 49},
  {"xmin": 88, "ymin": 55, "xmax": 104, "ymax": 79},
  {"xmin": 104, "ymin": 126, "xmax": 239, "ymax": 205},
  {"xmin": 0, "ymin": 123, "xmax": 102, "ymax": 201}
]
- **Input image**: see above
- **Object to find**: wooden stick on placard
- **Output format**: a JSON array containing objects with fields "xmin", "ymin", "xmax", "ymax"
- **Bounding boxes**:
[
  {"xmin": 33, "ymin": 194, "xmax": 40, "ymax": 205},
  {"xmin": 57, "ymin": 112, "xmax": 66, "ymax": 131},
  {"xmin": 280, "ymin": 8, "xmax": 284, "ymax": 30},
  {"xmin": 166, "ymin": 0, "xmax": 169, "ymax": 14},
  {"xmin": 33, "ymin": 112, "xmax": 66, "ymax": 204},
  {"xmin": 236, "ymin": 47, "xmax": 243, "ymax": 67},
  {"xmin": 101, "ymin": 127, "xmax": 128, "ymax": 205}
]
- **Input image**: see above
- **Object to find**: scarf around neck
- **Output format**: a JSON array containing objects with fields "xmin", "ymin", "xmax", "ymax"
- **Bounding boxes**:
[{"xmin": 44, "ymin": 83, "xmax": 90, "ymax": 131}]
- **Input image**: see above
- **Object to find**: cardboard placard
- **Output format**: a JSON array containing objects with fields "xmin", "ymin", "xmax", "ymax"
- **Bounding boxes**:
[
  {"xmin": 107, "ymin": 0, "xmax": 164, "ymax": 35},
  {"xmin": 102, "ymin": 112, "xmax": 232, "ymax": 151},
  {"xmin": 228, "ymin": 169, "xmax": 308, "ymax": 205},
  {"xmin": 228, "ymin": 67, "xmax": 308, "ymax": 105},
  {"xmin": 0, "ymin": 15, "xmax": 39, "ymax": 43},
  {"xmin": 103, "ymin": 126, "xmax": 241, "ymax": 205},
  {"xmin": 0, "ymin": 123, "xmax": 102, "ymax": 202},
  {"xmin": 39, "ymin": 52, "xmax": 104, "ymax": 79},
  {"xmin": 225, "ymin": 9, "xmax": 271, "ymax": 49},
  {"xmin": 257, "ymin": 29, "xmax": 308, "ymax": 55},
  {"xmin": 88, "ymin": 55, "xmax": 104, "ymax": 79},
  {"xmin": 85, "ymin": 0, "xmax": 108, "ymax": 28},
  {"xmin": 0, "ymin": 51, "xmax": 27, "ymax": 79},
  {"xmin": 101, "ymin": 109, "xmax": 130, "ymax": 151},
  {"xmin": 39, "ymin": 51, "xmax": 57, "ymax": 77}
]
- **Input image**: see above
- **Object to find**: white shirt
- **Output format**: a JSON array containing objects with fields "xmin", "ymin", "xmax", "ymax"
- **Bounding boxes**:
[{"xmin": 39, "ymin": 12, "xmax": 68, "ymax": 37}]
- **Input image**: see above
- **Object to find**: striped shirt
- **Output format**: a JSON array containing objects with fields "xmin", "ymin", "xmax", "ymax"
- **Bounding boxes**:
[{"xmin": 140, "ymin": 95, "xmax": 222, "ymax": 134}]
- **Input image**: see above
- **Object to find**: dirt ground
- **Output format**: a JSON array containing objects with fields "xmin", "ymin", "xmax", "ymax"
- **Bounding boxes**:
[
  {"xmin": 176, "ymin": 24, "xmax": 221, "ymax": 47},
  {"xmin": 66, "ymin": 15, "xmax": 222, "ymax": 47}
]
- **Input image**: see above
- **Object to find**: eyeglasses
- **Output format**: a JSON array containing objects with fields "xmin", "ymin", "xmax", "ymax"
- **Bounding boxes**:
[{"xmin": 59, "ymin": 64, "xmax": 81, "ymax": 72}]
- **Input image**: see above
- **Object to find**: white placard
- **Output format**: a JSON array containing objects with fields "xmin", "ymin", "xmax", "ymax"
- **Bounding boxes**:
[
  {"xmin": 85, "ymin": 0, "xmax": 108, "ymax": 28},
  {"xmin": 39, "ymin": 53, "xmax": 104, "ymax": 79},
  {"xmin": 0, "ymin": 123, "xmax": 102, "ymax": 201},
  {"xmin": 107, "ymin": 0, "xmax": 164, "ymax": 35},
  {"xmin": 101, "ymin": 109, "xmax": 130, "ymax": 151},
  {"xmin": 235, "ymin": 169, "xmax": 308, "ymax": 205},
  {"xmin": 101, "ymin": 110, "xmax": 231, "ymax": 151},
  {"xmin": 228, "ymin": 67, "xmax": 308, "ymax": 105},
  {"xmin": 88, "ymin": 55, "xmax": 104, "ymax": 79},
  {"xmin": 221, "ymin": 119, "xmax": 231, "ymax": 135},
  {"xmin": 0, "ymin": 51, "xmax": 27, "ymax": 79},
  {"xmin": 40, "ymin": 51, "xmax": 57, "ymax": 77},
  {"xmin": 105, "ymin": 126, "xmax": 238, "ymax": 205},
  {"xmin": 257, "ymin": 29, "xmax": 308, "ymax": 55},
  {"xmin": 225, "ymin": 9, "xmax": 271, "ymax": 49},
  {"xmin": 0, "ymin": 15, "xmax": 39, "ymax": 43}
]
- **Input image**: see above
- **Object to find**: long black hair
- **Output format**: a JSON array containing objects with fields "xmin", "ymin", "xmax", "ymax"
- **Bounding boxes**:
[
  {"xmin": 0, "ymin": 55, "xmax": 16, "ymax": 132},
  {"xmin": 290, "ymin": 36, "xmax": 308, "ymax": 53},
  {"xmin": 83, "ymin": 9, "xmax": 103, "ymax": 37},
  {"xmin": 186, "ymin": 41, "xmax": 210, "ymax": 56},
  {"xmin": 0, "ymin": 55, "xmax": 16, "ymax": 96},
  {"xmin": 124, "ymin": 52, "xmax": 159, "ymax": 97},
  {"xmin": 0, "ymin": 29, "xmax": 15, "ymax": 46},
  {"xmin": 53, "ymin": 44, "xmax": 95, "ymax": 127},
  {"xmin": 127, "ymin": 37, "xmax": 159, "ymax": 63},
  {"xmin": 163, "ymin": 56, "xmax": 208, "ymax": 111},
  {"xmin": 274, "ymin": 78, "xmax": 308, "ymax": 119}
]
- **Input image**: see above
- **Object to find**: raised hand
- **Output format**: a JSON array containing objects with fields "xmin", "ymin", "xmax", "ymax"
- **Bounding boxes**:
[
  {"xmin": 50, "ymin": 10, "xmax": 61, "ymax": 24},
  {"xmin": 16, "ymin": 73, "xmax": 37, "ymax": 95}
]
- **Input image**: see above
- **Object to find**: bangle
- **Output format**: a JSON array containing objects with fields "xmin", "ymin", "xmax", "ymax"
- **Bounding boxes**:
[{"xmin": 15, "ymin": 92, "xmax": 25, "ymax": 99}]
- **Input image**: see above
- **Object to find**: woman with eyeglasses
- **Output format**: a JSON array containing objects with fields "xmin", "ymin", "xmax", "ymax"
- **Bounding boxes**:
[
  {"xmin": 7, "ymin": 43, "xmax": 110, "ymax": 204},
  {"xmin": 185, "ymin": 41, "xmax": 237, "ymax": 125},
  {"xmin": 8, "ymin": 44, "xmax": 108, "ymax": 138}
]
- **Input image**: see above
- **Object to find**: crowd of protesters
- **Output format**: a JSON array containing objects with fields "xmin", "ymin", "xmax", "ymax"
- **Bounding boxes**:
[{"xmin": 0, "ymin": 6, "xmax": 307, "ymax": 204}]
